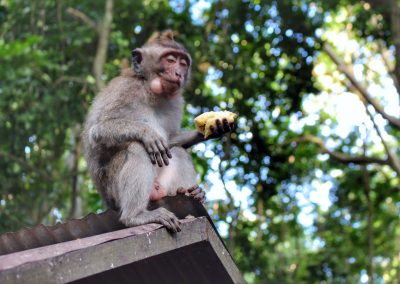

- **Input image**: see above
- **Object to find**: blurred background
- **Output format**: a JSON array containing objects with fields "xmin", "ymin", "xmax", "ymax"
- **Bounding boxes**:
[{"xmin": 1, "ymin": 0, "xmax": 400, "ymax": 283}]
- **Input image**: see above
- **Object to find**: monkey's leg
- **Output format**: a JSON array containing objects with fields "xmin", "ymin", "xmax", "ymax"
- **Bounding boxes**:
[{"xmin": 116, "ymin": 142, "xmax": 181, "ymax": 232}]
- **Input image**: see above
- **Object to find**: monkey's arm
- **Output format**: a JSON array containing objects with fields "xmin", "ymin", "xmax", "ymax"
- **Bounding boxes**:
[
  {"xmin": 169, "ymin": 131, "xmax": 205, "ymax": 149},
  {"xmin": 169, "ymin": 119, "xmax": 234, "ymax": 149},
  {"xmin": 90, "ymin": 119, "xmax": 171, "ymax": 166},
  {"xmin": 90, "ymin": 119, "xmax": 154, "ymax": 145}
]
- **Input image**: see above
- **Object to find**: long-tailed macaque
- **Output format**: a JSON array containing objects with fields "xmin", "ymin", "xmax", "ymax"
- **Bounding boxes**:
[{"xmin": 83, "ymin": 31, "xmax": 233, "ymax": 232}]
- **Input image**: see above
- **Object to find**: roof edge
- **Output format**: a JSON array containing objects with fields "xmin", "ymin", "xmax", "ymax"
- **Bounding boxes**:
[{"xmin": 0, "ymin": 217, "xmax": 213, "ymax": 283}]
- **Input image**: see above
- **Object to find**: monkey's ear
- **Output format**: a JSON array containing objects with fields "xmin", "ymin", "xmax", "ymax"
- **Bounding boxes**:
[{"xmin": 132, "ymin": 48, "xmax": 144, "ymax": 77}]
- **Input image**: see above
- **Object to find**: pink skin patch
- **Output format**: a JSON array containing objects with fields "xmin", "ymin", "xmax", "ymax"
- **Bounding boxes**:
[
  {"xmin": 149, "ymin": 182, "xmax": 168, "ymax": 201},
  {"xmin": 150, "ymin": 77, "xmax": 181, "ymax": 97},
  {"xmin": 150, "ymin": 78, "xmax": 163, "ymax": 95}
]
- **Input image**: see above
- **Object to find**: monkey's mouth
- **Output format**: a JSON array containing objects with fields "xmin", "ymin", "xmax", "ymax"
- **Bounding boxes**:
[{"xmin": 164, "ymin": 79, "xmax": 181, "ymax": 87}]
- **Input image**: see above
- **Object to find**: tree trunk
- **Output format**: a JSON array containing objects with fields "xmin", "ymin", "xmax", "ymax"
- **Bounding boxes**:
[
  {"xmin": 69, "ymin": 124, "xmax": 83, "ymax": 219},
  {"xmin": 362, "ymin": 163, "xmax": 374, "ymax": 284},
  {"xmin": 93, "ymin": 0, "xmax": 113, "ymax": 91}
]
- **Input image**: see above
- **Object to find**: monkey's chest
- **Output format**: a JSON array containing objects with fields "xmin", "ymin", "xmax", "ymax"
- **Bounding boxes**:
[{"xmin": 155, "ymin": 112, "xmax": 181, "ymax": 135}]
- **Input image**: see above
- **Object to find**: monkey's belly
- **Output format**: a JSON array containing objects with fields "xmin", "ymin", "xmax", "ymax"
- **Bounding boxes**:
[{"xmin": 149, "ymin": 150, "xmax": 197, "ymax": 201}]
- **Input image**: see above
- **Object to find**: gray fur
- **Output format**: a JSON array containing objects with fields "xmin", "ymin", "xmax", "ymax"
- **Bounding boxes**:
[{"xmin": 83, "ymin": 65, "xmax": 197, "ymax": 232}]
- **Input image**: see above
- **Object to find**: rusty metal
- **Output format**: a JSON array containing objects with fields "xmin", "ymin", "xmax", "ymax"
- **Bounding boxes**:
[
  {"xmin": 0, "ymin": 195, "xmax": 211, "ymax": 256},
  {"xmin": 0, "ymin": 210, "xmax": 124, "ymax": 256},
  {"xmin": 0, "ymin": 217, "xmax": 245, "ymax": 284}
]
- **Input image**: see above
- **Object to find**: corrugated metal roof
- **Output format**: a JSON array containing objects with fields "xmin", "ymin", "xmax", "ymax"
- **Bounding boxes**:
[
  {"xmin": 0, "ymin": 210, "xmax": 124, "ymax": 256},
  {"xmin": 0, "ymin": 196, "xmax": 245, "ymax": 284},
  {"xmin": 0, "ymin": 217, "xmax": 245, "ymax": 284},
  {"xmin": 0, "ymin": 195, "xmax": 213, "ymax": 256}
]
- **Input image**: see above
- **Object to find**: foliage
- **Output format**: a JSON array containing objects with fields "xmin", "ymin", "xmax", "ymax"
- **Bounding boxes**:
[{"xmin": 0, "ymin": 0, "xmax": 399, "ymax": 283}]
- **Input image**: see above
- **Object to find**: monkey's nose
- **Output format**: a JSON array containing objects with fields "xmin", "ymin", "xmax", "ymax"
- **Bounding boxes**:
[{"xmin": 175, "ymin": 71, "xmax": 182, "ymax": 78}]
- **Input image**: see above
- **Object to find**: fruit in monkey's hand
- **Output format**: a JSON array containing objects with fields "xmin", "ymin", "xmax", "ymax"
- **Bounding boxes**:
[{"xmin": 194, "ymin": 111, "xmax": 237, "ymax": 138}]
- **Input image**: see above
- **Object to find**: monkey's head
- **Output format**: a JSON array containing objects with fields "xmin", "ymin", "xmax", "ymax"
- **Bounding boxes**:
[{"xmin": 132, "ymin": 30, "xmax": 191, "ymax": 97}]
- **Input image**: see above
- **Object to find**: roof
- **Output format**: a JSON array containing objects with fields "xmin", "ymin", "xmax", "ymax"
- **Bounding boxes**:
[{"xmin": 0, "ymin": 196, "xmax": 245, "ymax": 284}]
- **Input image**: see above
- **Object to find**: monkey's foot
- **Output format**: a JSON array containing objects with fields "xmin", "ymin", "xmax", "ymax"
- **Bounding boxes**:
[
  {"xmin": 177, "ymin": 185, "xmax": 206, "ymax": 204},
  {"xmin": 121, "ymin": 207, "xmax": 181, "ymax": 233},
  {"xmin": 150, "ymin": 207, "xmax": 181, "ymax": 233}
]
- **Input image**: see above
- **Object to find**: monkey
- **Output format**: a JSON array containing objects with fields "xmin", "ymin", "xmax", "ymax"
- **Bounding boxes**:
[{"xmin": 83, "ymin": 31, "xmax": 233, "ymax": 233}]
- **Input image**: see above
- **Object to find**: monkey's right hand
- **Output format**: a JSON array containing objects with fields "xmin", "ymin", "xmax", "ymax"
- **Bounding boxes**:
[{"xmin": 142, "ymin": 134, "xmax": 172, "ymax": 167}]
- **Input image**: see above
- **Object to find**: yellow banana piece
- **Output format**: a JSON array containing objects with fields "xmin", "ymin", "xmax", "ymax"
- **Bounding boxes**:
[{"xmin": 194, "ymin": 111, "xmax": 237, "ymax": 138}]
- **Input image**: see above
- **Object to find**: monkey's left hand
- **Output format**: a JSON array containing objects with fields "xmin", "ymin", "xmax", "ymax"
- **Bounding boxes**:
[
  {"xmin": 142, "ymin": 133, "xmax": 172, "ymax": 167},
  {"xmin": 194, "ymin": 111, "xmax": 237, "ymax": 139},
  {"xmin": 206, "ymin": 118, "xmax": 234, "ymax": 139}
]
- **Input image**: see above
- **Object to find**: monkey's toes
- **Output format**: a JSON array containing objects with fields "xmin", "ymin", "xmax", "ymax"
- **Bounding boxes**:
[
  {"xmin": 193, "ymin": 191, "xmax": 206, "ymax": 204},
  {"xmin": 177, "ymin": 187, "xmax": 186, "ymax": 194},
  {"xmin": 177, "ymin": 186, "xmax": 206, "ymax": 203},
  {"xmin": 156, "ymin": 208, "xmax": 181, "ymax": 233},
  {"xmin": 159, "ymin": 217, "xmax": 181, "ymax": 233}
]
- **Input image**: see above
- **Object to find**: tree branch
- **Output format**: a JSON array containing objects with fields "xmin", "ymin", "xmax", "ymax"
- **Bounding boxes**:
[
  {"xmin": 389, "ymin": 0, "xmax": 400, "ymax": 90},
  {"xmin": 66, "ymin": 7, "xmax": 98, "ymax": 31},
  {"xmin": 286, "ymin": 135, "xmax": 389, "ymax": 166},
  {"xmin": 378, "ymin": 40, "xmax": 400, "ymax": 95},
  {"xmin": 364, "ymin": 105, "xmax": 400, "ymax": 176},
  {"xmin": 0, "ymin": 151, "xmax": 53, "ymax": 181},
  {"xmin": 53, "ymin": 75, "xmax": 86, "ymax": 87},
  {"xmin": 323, "ymin": 42, "xmax": 400, "ymax": 130}
]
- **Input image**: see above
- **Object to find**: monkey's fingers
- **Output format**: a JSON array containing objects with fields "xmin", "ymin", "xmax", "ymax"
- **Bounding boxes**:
[
  {"xmin": 144, "ymin": 143, "xmax": 157, "ymax": 164},
  {"xmin": 161, "ymin": 152, "xmax": 170, "ymax": 166},
  {"xmin": 155, "ymin": 140, "xmax": 169, "ymax": 166},
  {"xmin": 209, "ymin": 125, "xmax": 216, "ymax": 137},
  {"xmin": 216, "ymin": 119, "xmax": 224, "ymax": 134},
  {"xmin": 154, "ymin": 152, "xmax": 164, "ymax": 167},
  {"xmin": 222, "ymin": 118, "xmax": 232, "ymax": 132},
  {"xmin": 160, "ymin": 140, "xmax": 172, "ymax": 159},
  {"xmin": 148, "ymin": 153, "xmax": 156, "ymax": 164}
]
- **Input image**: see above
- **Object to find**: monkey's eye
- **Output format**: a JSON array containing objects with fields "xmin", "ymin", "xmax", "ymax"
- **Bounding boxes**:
[
  {"xmin": 166, "ymin": 55, "xmax": 177, "ymax": 63},
  {"xmin": 180, "ymin": 60, "xmax": 188, "ymax": 67}
]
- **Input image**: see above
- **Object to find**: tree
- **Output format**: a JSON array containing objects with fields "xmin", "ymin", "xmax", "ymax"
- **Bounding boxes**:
[{"xmin": 0, "ymin": 1, "xmax": 399, "ymax": 283}]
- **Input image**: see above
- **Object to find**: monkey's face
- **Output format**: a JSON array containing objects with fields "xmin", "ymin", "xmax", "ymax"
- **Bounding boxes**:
[
  {"xmin": 151, "ymin": 51, "xmax": 190, "ymax": 97},
  {"xmin": 132, "ymin": 46, "xmax": 191, "ymax": 98}
]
